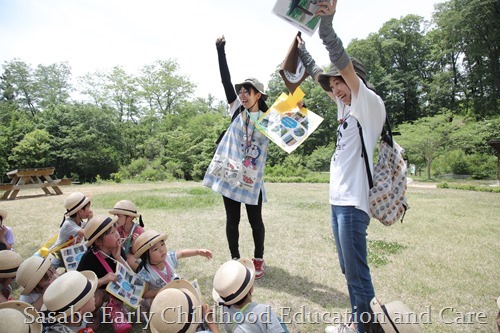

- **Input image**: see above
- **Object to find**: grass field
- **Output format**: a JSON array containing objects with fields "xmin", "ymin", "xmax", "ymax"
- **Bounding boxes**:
[{"xmin": 2, "ymin": 181, "xmax": 499, "ymax": 332}]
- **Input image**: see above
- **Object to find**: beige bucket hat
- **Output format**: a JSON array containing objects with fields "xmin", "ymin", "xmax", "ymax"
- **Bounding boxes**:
[
  {"xmin": 43, "ymin": 270, "xmax": 98, "ymax": 319},
  {"xmin": 64, "ymin": 192, "xmax": 91, "ymax": 217},
  {"xmin": 150, "ymin": 279, "xmax": 203, "ymax": 333},
  {"xmin": 0, "ymin": 250, "xmax": 22, "ymax": 278},
  {"xmin": 16, "ymin": 254, "xmax": 55, "ymax": 295},
  {"xmin": 132, "ymin": 229, "xmax": 168, "ymax": 259},
  {"xmin": 109, "ymin": 200, "xmax": 140, "ymax": 217},
  {"xmin": 212, "ymin": 258, "xmax": 255, "ymax": 305},
  {"xmin": 370, "ymin": 297, "xmax": 423, "ymax": 333},
  {"xmin": 84, "ymin": 214, "xmax": 118, "ymax": 247},
  {"xmin": 0, "ymin": 300, "xmax": 42, "ymax": 333}
]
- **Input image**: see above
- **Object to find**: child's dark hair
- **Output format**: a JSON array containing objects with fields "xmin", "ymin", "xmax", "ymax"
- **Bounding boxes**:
[{"xmin": 136, "ymin": 251, "xmax": 150, "ymax": 273}]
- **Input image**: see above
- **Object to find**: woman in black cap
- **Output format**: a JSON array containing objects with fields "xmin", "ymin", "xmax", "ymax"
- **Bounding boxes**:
[
  {"xmin": 297, "ymin": 1, "xmax": 386, "ymax": 332},
  {"xmin": 203, "ymin": 36, "xmax": 270, "ymax": 279}
]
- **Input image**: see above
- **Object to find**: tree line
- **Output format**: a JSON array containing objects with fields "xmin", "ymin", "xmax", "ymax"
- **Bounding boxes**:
[{"xmin": 0, "ymin": 0, "xmax": 498, "ymax": 182}]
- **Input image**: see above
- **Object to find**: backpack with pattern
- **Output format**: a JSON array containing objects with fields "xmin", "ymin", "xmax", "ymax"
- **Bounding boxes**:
[{"xmin": 359, "ymin": 115, "xmax": 409, "ymax": 226}]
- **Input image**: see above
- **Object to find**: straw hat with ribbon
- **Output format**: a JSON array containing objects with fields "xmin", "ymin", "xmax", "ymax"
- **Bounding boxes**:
[
  {"xmin": 108, "ymin": 199, "xmax": 144, "ymax": 227},
  {"xmin": 132, "ymin": 229, "xmax": 168, "ymax": 259},
  {"xmin": 42, "ymin": 270, "xmax": 98, "ymax": 319},
  {"xmin": 212, "ymin": 258, "xmax": 255, "ymax": 306},
  {"xmin": 0, "ymin": 250, "xmax": 22, "ymax": 278},
  {"xmin": 149, "ymin": 279, "xmax": 203, "ymax": 333},
  {"xmin": 16, "ymin": 254, "xmax": 55, "ymax": 295},
  {"xmin": 84, "ymin": 214, "xmax": 118, "ymax": 247},
  {"xmin": 370, "ymin": 297, "xmax": 423, "ymax": 333},
  {"xmin": 0, "ymin": 300, "xmax": 42, "ymax": 333},
  {"xmin": 64, "ymin": 192, "xmax": 91, "ymax": 217}
]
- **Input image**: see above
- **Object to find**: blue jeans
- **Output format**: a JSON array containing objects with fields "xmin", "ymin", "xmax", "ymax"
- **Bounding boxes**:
[{"xmin": 331, "ymin": 205, "xmax": 375, "ymax": 331}]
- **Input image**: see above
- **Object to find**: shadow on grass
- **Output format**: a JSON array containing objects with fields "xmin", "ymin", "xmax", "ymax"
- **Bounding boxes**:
[{"xmin": 255, "ymin": 265, "xmax": 350, "ymax": 308}]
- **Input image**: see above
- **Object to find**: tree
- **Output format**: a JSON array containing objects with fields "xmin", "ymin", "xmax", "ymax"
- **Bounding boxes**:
[
  {"xmin": 433, "ymin": 0, "xmax": 500, "ymax": 118},
  {"xmin": 398, "ymin": 114, "xmax": 456, "ymax": 179},
  {"xmin": 137, "ymin": 60, "xmax": 195, "ymax": 117},
  {"xmin": 0, "ymin": 59, "xmax": 38, "ymax": 116},
  {"xmin": 34, "ymin": 62, "xmax": 73, "ymax": 109},
  {"xmin": 8, "ymin": 129, "xmax": 54, "ymax": 168}
]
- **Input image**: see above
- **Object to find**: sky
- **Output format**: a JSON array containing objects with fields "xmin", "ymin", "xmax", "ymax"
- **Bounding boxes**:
[{"xmin": 0, "ymin": 0, "xmax": 444, "ymax": 102}]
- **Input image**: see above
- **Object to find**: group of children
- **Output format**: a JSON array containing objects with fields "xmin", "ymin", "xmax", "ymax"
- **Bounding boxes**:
[{"xmin": 0, "ymin": 192, "xmax": 288, "ymax": 333}]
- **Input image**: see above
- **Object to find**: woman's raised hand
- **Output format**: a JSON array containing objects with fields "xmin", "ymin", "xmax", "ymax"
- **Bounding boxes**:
[
  {"xmin": 315, "ymin": 0, "xmax": 337, "ymax": 16},
  {"xmin": 216, "ymin": 35, "xmax": 226, "ymax": 49}
]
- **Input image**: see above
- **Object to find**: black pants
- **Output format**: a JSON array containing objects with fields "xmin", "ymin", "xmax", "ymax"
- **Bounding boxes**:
[{"xmin": 223, "ymin": 193, "xmax": 265, "ymax": 259}]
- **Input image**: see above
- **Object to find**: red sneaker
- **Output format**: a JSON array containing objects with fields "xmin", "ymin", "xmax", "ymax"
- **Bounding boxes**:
[{"xmin": 252, "ymin": 258, "xmax": 265, "ymax": 279}]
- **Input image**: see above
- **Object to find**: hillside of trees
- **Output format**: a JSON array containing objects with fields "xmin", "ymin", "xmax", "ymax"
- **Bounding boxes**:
[{"xmin": 1, "ymin": 0, "xmax": 499, "ymax": 183}]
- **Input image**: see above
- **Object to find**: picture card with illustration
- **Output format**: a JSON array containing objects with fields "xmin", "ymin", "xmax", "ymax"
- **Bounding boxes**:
[
  {"xmin": 272, "ymin": 0, "xmax": 322, "ymax": 36},
  {"xmin": 105, "ymin": 261, "xmax": 145, "ymax": 308},
  {"xmin": 256, "ymin": 87, "xmax": 323, "ymax": 153},
  {"xmin": 61, "ymin": 242, "xmax": 87, "ymax": 271}
]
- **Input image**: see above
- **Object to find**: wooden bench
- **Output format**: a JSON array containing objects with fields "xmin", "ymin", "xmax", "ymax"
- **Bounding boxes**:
[{"xmin": 1, "ymin": 167, "xmax": 72, "ymax": 200}]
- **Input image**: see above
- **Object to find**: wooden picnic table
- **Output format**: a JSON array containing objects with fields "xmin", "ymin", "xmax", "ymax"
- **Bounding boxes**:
[{"xmin": 0, "ymin": 167, "xmax": 72, "ymax": 200}]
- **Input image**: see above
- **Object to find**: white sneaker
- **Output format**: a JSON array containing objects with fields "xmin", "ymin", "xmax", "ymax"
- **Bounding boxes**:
[{"xmin": 325, "ymin": 324, "xmax": 357, "ymax": 333}]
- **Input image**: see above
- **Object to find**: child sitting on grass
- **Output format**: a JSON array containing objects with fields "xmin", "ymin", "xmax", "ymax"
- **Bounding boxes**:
[
  {"xmin": 16, "ymin": 254, "xmax": 59, "ymax": 310},
  {"xmin": 149, "ymin": 279, "xmax": 220, "ymax": 333},
  {"xmin": 77, "ymin": 214, "xmax": 132, "ymax": 332},
  {"xmin": 49, "ymin": 192, "xmax": 92, "ymax": 267},
  {"xmin": 0, "ymin": 209, "xmax": 15, "ymax": 250},
  {"xmin": 132, "ymin": 229, "xmax": 212, "ymax": 300},
  {"xmin": 212, "ymin": 259, "xmax": 288, "ymax": 333},
  {"xmin": 109, "ymin": 199, "xmax": 145, "ymax": 271},
  {"xmin": 43, "ymin": 270, "xmax": 98, "ymax": 332},
  {"xmin": 0, "ymin": 250, "xmax": 23, "ymax": 303}
]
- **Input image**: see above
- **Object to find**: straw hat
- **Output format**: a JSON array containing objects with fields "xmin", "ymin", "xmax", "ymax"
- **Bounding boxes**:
[
  {"xmin": 150, "ymin": 279, "xmax": 203, "ymax": 333},
  {"xmin": 84, "ymin": 214, "xmax": 118, "ymax": 247},
  {"xmin": 212, "ymin": 258, "xmax": 255, "ymax": 305},
  {"xmin": 43, "ymin": 270, "xmax": 98, "ymax": 319},
  {"xmin": 109, "ymin": 200, "xmax": 140, "ymax": 218},
  {"xmin": 0, "ymin": 300, "xmax": 42, "ymax": 333},
  {"xmin": 0, "ymin": 250, "xmax": 22, "ymax": 278},
  {"xmin": 0, "ymin": 209, "xmax": 7, "ymax": 222},
  {"xmin": 64, "ymin": 192, "xmax": 91, "ymax": 216},
  {"xmin": 370, "ymin": 297, "xmax": 423, "ymax": 333},
  {"xmin": 132, "ymin": 229, "xmax": 168, "ymax": 259},
  {"xmin": 16, "ymin": 254, "xmax": 55, "ymax": 295}
]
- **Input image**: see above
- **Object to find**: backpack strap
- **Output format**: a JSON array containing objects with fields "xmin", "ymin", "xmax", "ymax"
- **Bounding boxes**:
[
  {"xmin": 357, "ymin": 111, "xmax": 393, "ymax": 189},
  {"xmin": 357, "ymin": 120, "xmax": 374, "ymax": 189}
]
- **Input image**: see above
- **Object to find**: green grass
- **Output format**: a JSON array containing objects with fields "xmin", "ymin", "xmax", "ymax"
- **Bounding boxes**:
[{"xmin": 3, "ymin": 181, "xmax": 499, "ymax": 332}]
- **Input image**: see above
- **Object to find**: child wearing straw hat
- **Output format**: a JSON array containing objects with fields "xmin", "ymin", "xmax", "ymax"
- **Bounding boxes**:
[
  {"xmin": 133, "ymin": 229, "xmax": 212, "ymax": 300},
  {"xmin": 0, "ymin": 300, "xmax": 43, "ymax": 333},
  {"xmin": 42, "ymin": 270, "xmax": 98, "ymax": 332},
  {"xmin": 77, "ymin": 214, "xmax": 133, "ymax": 332},
  {"xmin": 77, "ymin": 215, "xmax": 129, "ymax": 305},
  {"xmin": 0, "ymin": 209, "xmax": 15, "ymax": 250},
  {"xmin": 212, "ymin": 259, "xmax": 287, "ymax": 333},
  {"xmin": 109, "ymin": 199, "xmax": 145, "ymax": 271},
  {"xmin": 149, "ymin": 279, "xmax": 221, "ymax": 333},
  {"xmin": 369, "ymin": 297, "xmax": 422, "ymax": 333},
  {"xmin": 0, "ymin": 250, "xmax": 22, "ymax": 303},
  {"xmin": 49, "ymin": 192, "xmax": 93, "ymax": 267},
  {"xmin": 16, "ymin": 254, "xmax": 60, "ymax": 310}
]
